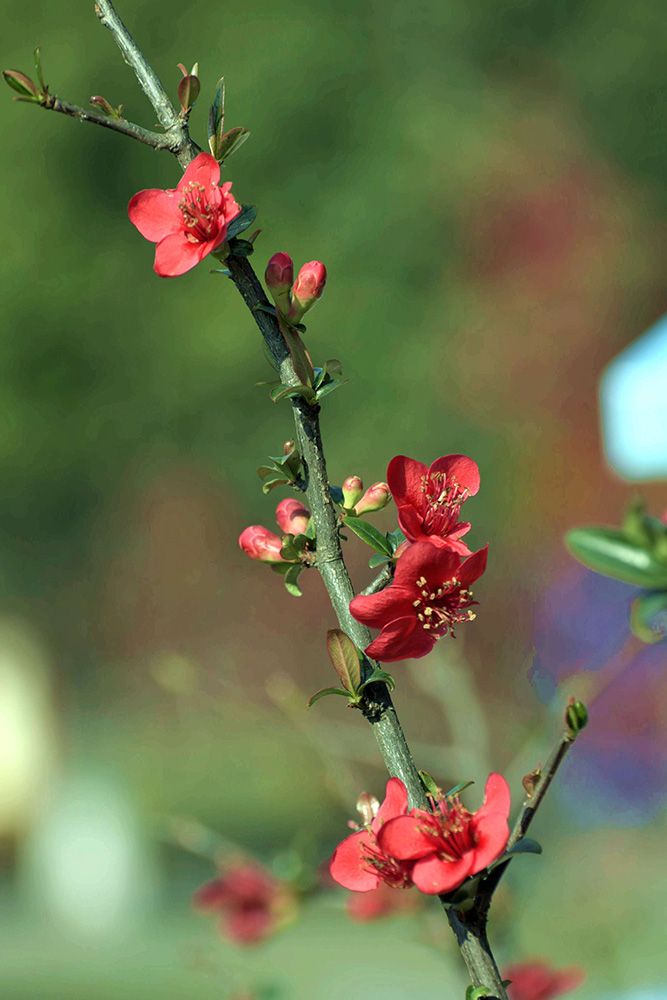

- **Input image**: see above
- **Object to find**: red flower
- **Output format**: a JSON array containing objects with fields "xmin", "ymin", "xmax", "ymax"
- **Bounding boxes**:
[
  {"xmin": 349, "ymin": 541, "xmax": 488, "ymax": 662},
  {"xmin": 503, "ymin": 960, "xmax": 585, "ymax": 1000},
  {"xmin": 193, "ymin": 862, "xmax": 293, "ymax": 945},
  {"xmin": 128, "ymin": 152, "xmax": 241, "ymax": 277},
  {"xmin": 275, "ymin": 497, "xmax": 311, "ymax": 535},
  {"xmin": 377, "ymin": 773, "xmax": 510, "ymax": 894},
  {"xmin": 329, "ymin": 777, "xmax": 414, "ymax": 892},
  {"xmin": 238, "ymin": 524, "xmax": 286, "ymax": 563},
  {"xmin": 387, "ymin": 455, "xmax": 480, "ymax": 555}
]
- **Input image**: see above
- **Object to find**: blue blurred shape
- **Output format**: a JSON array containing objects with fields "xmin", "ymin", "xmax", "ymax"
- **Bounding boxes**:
[{"xmin": 601, "ymin": 312, "xmax": 667, "ymax": 480}]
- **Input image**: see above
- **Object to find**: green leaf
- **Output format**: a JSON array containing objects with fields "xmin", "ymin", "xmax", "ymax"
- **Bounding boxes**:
[
  {"xmin": 386, "ymin": 528, "xmax": 406, "ymax": 553},
  {"xmin": 419, "ymin": 770, "xmax": 440, "ymax": 796},
  {"xmin": 280, "ymin": 322, "xmax": 314, "ymax": 389},
  {"xmin": 312, "ymin": 367, "xmax": 326, "ymax": 389},
  {"xmin": 307, "ymin": 686, "xmax": 353, "ymax": 709},
  {"xmin": 262, "ymin": 477, "xmax": 289, "ymax": 494},
  {"xmin": 280, "ymin": 536, "xmax": 300, "ymax": 561},
  {"xmin": 565, "ymin": 527, "xmax": 667, "ymax": 588},
  {"xmin": 209, "ymin": 267, "xmax": 231, "ymax": 276},
  {"xmin": 229, "ymin": 237, "xmax": 254, "ymax": 257},
  {"xmin": 466, "ymin": 986, "xmax": 494, "ymax": 1000},
  {"xmin": 33, "ymin": 46, "xmax": 46, "ymax": 93},
  {"xmin": 316, "ymin": 377, "xmax": 348, "ymax": 400},
  {"xmin": 343, "ymin": 517, "xmax": 393, "ymax": 555},
  {"xmin": 207, "ymin": 77, "xmax": 225, "ymax": 154},
  {"xmin": 368, "ymin": 553, "xmax": 390, "ymax": 569},
  {"xmin": 445, "ymin": 780, "xmax": 474, "ymax": 798},
  {"xmin": 214, "ymin": 125, "xmax": 250, "ymax": 163},
  {"xmin": 505, "ymin": 837, "xmax": 542, "ymax": 856},
  {"xmin": 326, "ymin": 629, "xmax": 361, "ymax": 693},
  {"xmin": 227, "ymin": 204, "xmax": 258, "ymax": 240},
  {"xmin": 330, "ymin": 486, "xmax": 344, "ymax": 505},
  {"xmin": 177, "ymin": 74, "xmax": 200, "ymax": 110},
  {"xmin": 630, "ymin": 590, "xmax": 667, "ymax": 643},
  {"xmin": 324, "ymin": 358, "xmax": 343, "ymax": 376},
  {"xmin": 270, "ymin": 384, "xmax": 317, "ymax": 405},
  {"xmin": 358, "ymin": 668, "xmax": 395, "ymax": 693},
  {"xmin": 3, "ymin": 70, "xmax": 38, "ymax": 98},
  {"xmin": 283, "ymin": 562, "xmax": 304, "ymax": 597}
]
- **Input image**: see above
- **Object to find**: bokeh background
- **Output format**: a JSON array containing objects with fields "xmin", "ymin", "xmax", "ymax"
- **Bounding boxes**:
[{"xmin": 1, "ymin": 1, "xmax": 666, "ymax": 997}]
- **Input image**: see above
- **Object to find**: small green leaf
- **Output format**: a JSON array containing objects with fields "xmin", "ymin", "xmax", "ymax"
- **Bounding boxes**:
[
  {"xmin": 330, "ymin": 486, "xmax": 344, "ymax": 505},
  {"xmin": 419, "ymin": 770, "xmax": 440, "ymax": 796},
  {"xmin": 280, "ymin": 536, "xmax": 300, "ymax": 561},
  {"xmin": 307, "ymin": 686, "xmax": 352, "ymax": 708},
  {"xmin": 227, "ymin": 204, "xmax": 258, "ymax": 240},
  {"xmin": 324, "ymin": 358, "xmax": 343, "ymax": 376},
  {"xmin": 505, "ymin": 837, "xmax": 542, "ymax": 856},
  {"xmin": 565, "ymin": 527, "xmax": 667, "ymax": 588},
  {"xmin": 283, "ymin": 562, "xmax": 304, "ymax": 597},
  {"xmin": 466, "ymin": 986, "xmax": 494, "ymax": 1000},
  {"xmin": 33, "ymin": 46, "xmax": 46, "ymax": 93},
  {"xmin": 343, "ymin": 517, "xmax": 393, "ymax": 555},
  {"xmin": 262, "ymin": 477, "xmax": 289, "ymax": 494},
  {"xmin": 177, "ymin": 74, "xmax": 200, "ymax": 110},
  {"xmin": 280, "ymin": 322, "xmax": 314, "ymax": 389},
  {"xmin": 445, "ymin": 779, "xmax": 474, "ymax": 798},
  {"xmin": 368, "ymin": 553, "xmax": 390, "ymax": 569},
  {"xmin": 326, "ymin": 629, "xmax": 361, "ymax": 693},
  {"xmin": 358, "ymin": 668, "xmax": 395, "ymax": 693},
  {"xmin": 229, "ymin": 237, "xmax": 254, "ymax": 257},
  {"xmin": 316, "ymin": 377, "xmax": 348, "ymax": 400},
  {"xmin": 209, "ymin": 267, "xmax": 231, "ymax": 276},
  {"xmin": 386, "ymin": 528, "xmax": 406, "ymax": 553},
  {"xmin": 214, "ymin": 125, "xmax": 250, "ymax": 163},
  {"xmin": 270, "ymin": 384, "xmax": 317, "ymax": 405},
  {"xmin": 630, "ymin": 590, "xmax": 667, "ymax": 643},
  {"xmin": 207, "ymin": 76, "xmax": 225, "ymax": 153},
  {"xmin": 3, "ymin": 70, "xmax": 38, "ymax": 98}
]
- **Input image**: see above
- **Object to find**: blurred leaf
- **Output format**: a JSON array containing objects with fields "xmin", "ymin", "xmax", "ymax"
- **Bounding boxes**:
[
  {"xmin": 565, "ymin": 527, "xmax": 667, "ymax": 588},
  {"xmin": 630, "ymin": 591, "xmax": 667, "ymax": 643}
]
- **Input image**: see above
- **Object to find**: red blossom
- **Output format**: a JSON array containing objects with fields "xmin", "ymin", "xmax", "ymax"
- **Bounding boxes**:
[
  {"xmin": 193, "ymin": 861, "xmax": 292, "ymax": 945},
  {"xmin": 238, "ymin": 524, "xmax": 286, "ymax": 563},
  {"xmin": 377, "ymin": 773, "xmax": 510, "ymax": 894},
  {"xmin": 275, "ymin": 497, "xmax": 311, "ymax": 535},
  {"xmin": 350, "ymin": 541, "xmax": 488, "ymax": 662},
  {"xmin": 329, "ymin": 777, "xmax": 414, "ymax": 892},
  {"xmin": 387, "ymin": 454, "xmax": 480, "ymax": 555},
  {"xmin": 503, "ymin": 960, "xmax": 586, "ymax": 1000},
  {"xmin": 128, "ymin": 152, "xmax": 241, "ymax": 277}
]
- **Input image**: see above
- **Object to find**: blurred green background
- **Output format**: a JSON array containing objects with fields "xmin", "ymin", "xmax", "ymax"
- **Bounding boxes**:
[{"xmin": 1, "ymin": 1, "xmax": 666, "ymax": 997}]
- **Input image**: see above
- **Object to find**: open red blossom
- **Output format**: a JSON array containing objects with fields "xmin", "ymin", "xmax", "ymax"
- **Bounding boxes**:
[
  {"xmin": 387, "ymin": 455, "xmax": 480, "ymax": 555},
  {"xmin": 503, "ymin": 960, "xmax": 586, "ymax": 1000},
  {"xmin": 330, "ymin": 777, "xmax": 414, "ymax": 892},
  {"xmin": 193, "ymin": 862, "xmax": 293, "ymax": 945},
  {"xmin": 128, "ymin": 152, "xmax": 241, "ymax": 277},
  {"xmin": 377, "ymin": 773, "xmax": 510, "ymax": 894},
  {"xmin": 350, "ymin": 541, "xmax": 488, "ymax": 662}
]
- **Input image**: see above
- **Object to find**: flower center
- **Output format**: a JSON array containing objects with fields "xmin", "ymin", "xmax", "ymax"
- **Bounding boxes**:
[
  {"xmin": 179, "ymin": 181, "xmax": 219, "ymax": 243},
  {"xmin": 412, "ymin": 575, "xmax": 476, "ymax": 639},
  {"xmin": 361, "ymin": 838, "xmax": 412, "ymax": 888},
  {"xmin": 419, "ymin": 472, "xmax": 468, "ymax": 536},
  {"xmin": 416, "ymin": 797, "xmax": 477, "ymax": 863}
]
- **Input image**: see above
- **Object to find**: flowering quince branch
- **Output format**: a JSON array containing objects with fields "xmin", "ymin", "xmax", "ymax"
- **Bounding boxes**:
[{"xmin": 3, "ymin": 6, "xmax": 593, "ymax": 998}]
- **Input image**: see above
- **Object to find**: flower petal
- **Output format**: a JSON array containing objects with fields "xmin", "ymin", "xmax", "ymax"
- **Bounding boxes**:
[
  {"xmin": 387, "ymin": 456, "xmax": 428, "ymax": 509},
  {"xmin": 459, "ymin": 544, "xmax": 489, "ymax": 587},
  {"xmin": 178, "ymin": 151, "xmax": 221, "ymax": 191},
  {"xmin": 471, "ymin": 812, "xmax": 510, "ymax": 872},
  {"xmin": 365, "ymin": 617, "xmax": 433, "ymax": 662},
  {"xmin": 475, "ymin": 772, "xmax": 511, "ymax": 823},
  {"xmin": 128, "ymin": 188, "xmax": 182, "ymax": 242},
  {"xmin": 376, "ymin": 813, "xmax": 437, "ymax": 860},
  {"xmin": 393, "ymin": 540, "xmax": 460, "ymax": 589},
  {"xmin": 411, "ymin": 854, "xmax": 473, "ymax": 894},
  {"xmin": 329, "ymin": 831, "xmax": 380, "ymax": 891},
  {"xmin": 153, "ymin": 233, "xmax": 212, "ymax": 277},
  {"xmin": 374, "ymin": 777, "xmax": 409, "ymax": 830},
  {"xmin": 429, "ymin": 455, "xmax": 480, "ymax": 496},
  {"xmin": 350, "ymin": 587, "xmax": 413, "ymax": 629}
]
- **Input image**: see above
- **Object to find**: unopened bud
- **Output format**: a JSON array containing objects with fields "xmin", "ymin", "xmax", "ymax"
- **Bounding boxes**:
[
  {"xmin": 265, "ymin": 252, "xmax": 294, "ymax": 315},
  {"xmin": 354, "ymin": 482, "xmax": 392, "ymax": 516},
  {"xmin": 356, "ymin": 792, "xmax": 380, "ymax": 827},
  {"xmin": 565, "ymin": 697, "xmax": 588, "ymax": 734},
  {"xmin": 238, "ymin": 525, "xmax": 285, "ymax": 563},
  {"xmin": 283, "ymin": 440, "xmax": 296, "ymax": 455},
  {"xmin": 342, "ymin": 476, "xmax": 364, "ymax": 508},
  {"xmin": 522, "ymin": 766, "xmax": 542, "ymax": 798},
  {"xmin": 287, "ymin": 261, "xmax": 327, "ymax": 323},
  {"xmin": 275, "ymin": 497, "xmax": 311, "ymax": 536}
]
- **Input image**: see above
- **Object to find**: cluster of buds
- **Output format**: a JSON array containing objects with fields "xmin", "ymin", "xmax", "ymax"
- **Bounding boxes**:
[
  {"xmin": 239, "ymin": 497, "xmax": 312, "ymax": 564},
  {"xmin": 265, "ymin": 253, "xmax": 327, "ymax": 326},
  {"xmin": 341, "ymin": 476, "xmax": 392, "ymax": 516}
]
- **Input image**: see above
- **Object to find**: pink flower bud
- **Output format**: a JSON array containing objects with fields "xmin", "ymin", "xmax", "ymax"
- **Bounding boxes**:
[
  {"xmin": 283, "ymin": 439, "xmax": 296, "ymax": 455},
  {"xmin": 265, "ymin": 252, "xmax": 294, "ymax": 315},
  {"xmin": 354, "ymin": 482, "xmax": 391, "ymax": 516},
  {"xmin": 342, "ymin": 476, "xmax": 364, "ymax": 509},
  {"xmin": 287, "ymin": 261, "xmax": 327, "ymax": 323},
  {"xmin": 393, "ymin": 539, "xmax": 412, "ymax": 559},
  {"xmin": 275, "ymin": 497, "xmax": 311, "ymax": 536},
  {"xmin": 238, "ymin": 525, "xmax": 285, "ymax": 563}
]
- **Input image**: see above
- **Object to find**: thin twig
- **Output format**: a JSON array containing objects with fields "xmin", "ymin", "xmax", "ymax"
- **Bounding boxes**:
[
  {"xmin": 473, "ymin": 725, "xmax": 579, "ymax": 923},
  {"xmin": 49, "ymin": 97, "xmax": 173, "ymax": 149},
  {"xmin": 359, "ymin": 563, "xmax": 393, "ymax": 596}
]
